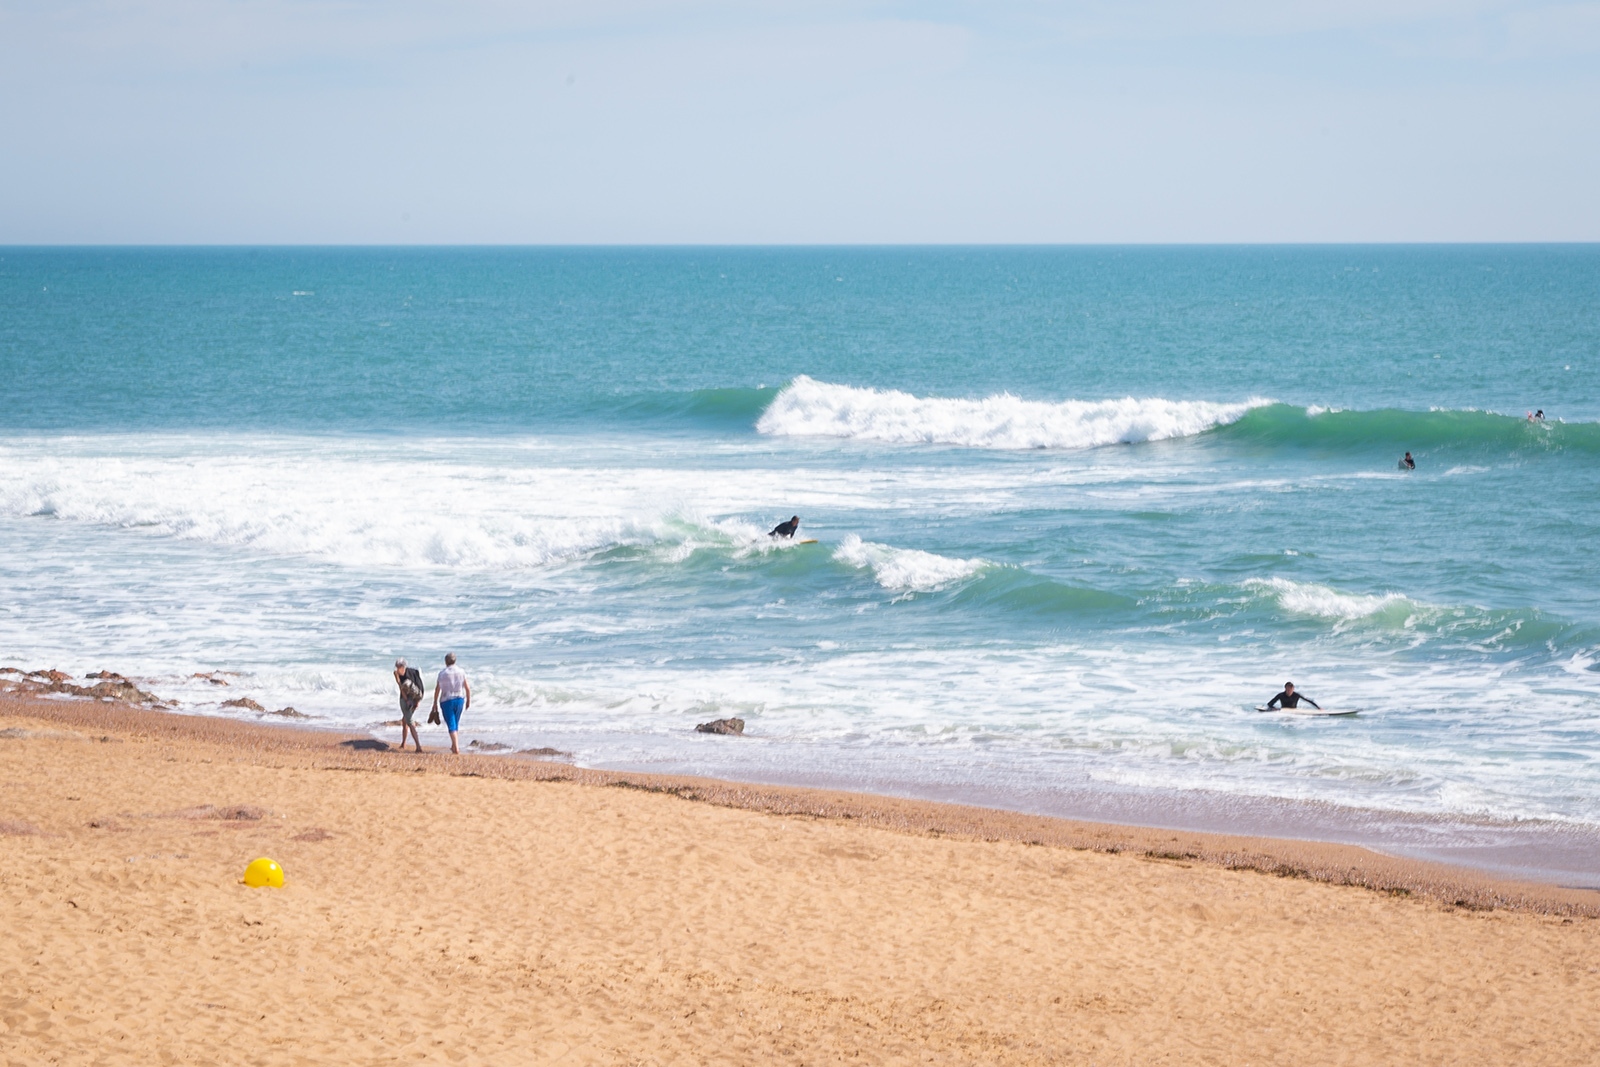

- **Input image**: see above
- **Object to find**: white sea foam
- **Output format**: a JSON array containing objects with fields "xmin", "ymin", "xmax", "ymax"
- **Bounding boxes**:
[
  {"xmin": 0, "ymin": 440, "xmax": 840, "ymax": 571},
  {"xmin": 1245, "ymin": 577, "xmax": 1409, "ymax": 620},
  {"xmin": 756, "ymin": 376, "xmax": 1270, "ymax": 450},
  {"xmin": 5, "ymin": 432, "xmax": 1599, "ymax": 834},
  {"xmin": 832, "ymin": 533, "xmax": 987, "ymax": 592}
]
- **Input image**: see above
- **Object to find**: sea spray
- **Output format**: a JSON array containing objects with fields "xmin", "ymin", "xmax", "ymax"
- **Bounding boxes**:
[{"xmin": 757, "ymin": 377, "xmax": 1270, "ymax": 450}]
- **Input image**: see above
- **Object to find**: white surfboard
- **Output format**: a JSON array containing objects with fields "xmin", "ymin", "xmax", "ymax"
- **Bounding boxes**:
[{"xmin": 1255, "ymin": 705, "xmax": 1359, "ymax": 717}]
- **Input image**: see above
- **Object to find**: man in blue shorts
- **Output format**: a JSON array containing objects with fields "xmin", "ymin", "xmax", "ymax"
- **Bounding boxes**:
[{"xmin": 431, "ymin": 652, "xmax": 471, "ymax": 755}]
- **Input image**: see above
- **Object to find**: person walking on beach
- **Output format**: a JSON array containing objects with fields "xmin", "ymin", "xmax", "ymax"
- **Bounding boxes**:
[
  {"xmin": 393, "ymin": 658, "xmax": 425, "ymax": 752},
  {"xmin": 1265, "ymin": 682, "xmax": 1319, "ymax": 710},
  {"xmin": 432, "ymin": 652, "xmax": 471, "ymax": 755}
]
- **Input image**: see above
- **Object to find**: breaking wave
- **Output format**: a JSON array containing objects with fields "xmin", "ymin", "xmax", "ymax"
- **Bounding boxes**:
[
  {"xmin": 832, "ymin": 534, "xmax": 989, "ymax": 592},
  {"xmin": 755, "ymin": 377, "xmax": 1269, "ymax": 450},
  {"xmin": 1238, "ymin": 577, "xmax": 1594, "ymax": 655}
]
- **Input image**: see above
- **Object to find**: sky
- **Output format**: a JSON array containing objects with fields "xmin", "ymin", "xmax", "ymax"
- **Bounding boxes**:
[{"xmin": 1, "ymin": 1, "xmax": 1598, "ymax": 243}]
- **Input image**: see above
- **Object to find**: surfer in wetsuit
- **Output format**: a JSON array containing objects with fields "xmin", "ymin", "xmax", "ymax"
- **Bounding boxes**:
[
  {"xmin": 769, "ymin": 515, "xmax": 800, "ymax": 539},
  {"xmin": 1401, "ymin": 452, "xmax": 1416, "ymax": 470},
  {"xmin": 1266, "ymin": 682, "xmax": 1319, "ymax": 710}
]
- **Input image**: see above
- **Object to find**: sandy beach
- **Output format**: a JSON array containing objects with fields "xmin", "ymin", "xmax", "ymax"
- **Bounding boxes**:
[{"xmin": 1, "ymin": 692, "xmax": 1596, "ymax": 1065}]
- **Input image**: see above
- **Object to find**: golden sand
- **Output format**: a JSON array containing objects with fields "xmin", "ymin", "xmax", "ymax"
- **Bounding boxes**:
[{"xmin": 3, "ymin": 695, "xmax": 1598, "ymax": 1065}]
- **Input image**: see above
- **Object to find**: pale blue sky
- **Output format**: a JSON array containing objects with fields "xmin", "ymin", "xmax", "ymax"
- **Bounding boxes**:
[{"xmin": 2, "ymin": 1, "xmax": 1598, "ymax": 242}]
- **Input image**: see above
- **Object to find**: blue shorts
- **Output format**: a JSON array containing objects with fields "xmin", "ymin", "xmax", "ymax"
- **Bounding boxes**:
[{"xmin": 440, "ymin": 698, "xmax": 464, "ymax": 732}]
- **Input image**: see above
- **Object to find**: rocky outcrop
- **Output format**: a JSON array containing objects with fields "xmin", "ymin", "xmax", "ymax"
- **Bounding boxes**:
[
  {"xmin": 80, "ymin": 679, "xmax": 163, "ymax": 703},
  {"xmin": 221, "ymin": 697, "xmax": 266, "ymax": 712},
  {"xmin": 193, "ymin": 672, "xmax": 230, "ymax": 686},
  {"xmin": 269, "ymin": 707, "xmax": 311, "ymax": 719},
  {"xmin": 2, "ymin": 671, "xmax": 168, "ymax": 707},
  {"xmin": 695, "ymin": 717, "xmax": 745, "ymax": 736},
  {"xmin": 1, "ymin": 665, "xmax": 164, "ymax": 708}
]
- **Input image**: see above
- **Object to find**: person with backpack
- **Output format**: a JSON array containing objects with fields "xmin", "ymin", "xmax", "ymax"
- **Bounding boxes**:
[{"xmin": 393, "ymin": 658, "xmax": 426, "ymax": 752}]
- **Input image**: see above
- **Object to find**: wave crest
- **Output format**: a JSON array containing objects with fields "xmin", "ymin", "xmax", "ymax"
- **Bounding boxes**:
[
  {"xmin": 1245, "ymin": 577, "xmax": 1410, "ymax": 620},
  {"xmin": 1218, "ymin": 405, "xmax": 1600, "ymax": 454},
  {"xmin": 756, "ymin": 377, "xmax": 1270, "ymax": 450},
  {"xmin": 832, "ymin": 534, "xmax": 988, "ymax": 592}
]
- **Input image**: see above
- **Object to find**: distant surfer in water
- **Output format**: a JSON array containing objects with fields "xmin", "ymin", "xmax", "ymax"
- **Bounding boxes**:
[
  {"xmin": 1529, "ymin": 410, "xmax": 1545, "ymax": 421},
  {"xmin": 769, "ymin": 515, "xmax": 800, "ymax": 539},
  {"xmin": 1265, "ymin": 682, "xmax": 1319, "ymax": 710},
  {"xmin": 1401, "ymin": 452, "xmax": 1416, "ymax": 470}
]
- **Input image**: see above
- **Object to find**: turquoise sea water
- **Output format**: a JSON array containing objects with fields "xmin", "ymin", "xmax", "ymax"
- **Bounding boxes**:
[{"xmin": 4, "ymin": 247, "xmax": 1598, "ymax": 874}]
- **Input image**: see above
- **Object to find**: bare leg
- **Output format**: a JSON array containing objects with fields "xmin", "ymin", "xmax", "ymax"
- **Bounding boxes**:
[
  {"xmin": 406, "ymin": 721, "xmax": 423, "ymax": 752},
  {"xmin": 449, "ymin": 730, "xmax": 459, "ymax": 755}
]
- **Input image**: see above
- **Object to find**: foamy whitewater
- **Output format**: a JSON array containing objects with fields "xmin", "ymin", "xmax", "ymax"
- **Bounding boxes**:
[
  {"xmin": 756, "ymin": 375, "xmax": 1271, "ymax": 450},
  {"xmin": 4, "ymin": 246, "xmax": 1599, "ymax": 878}
]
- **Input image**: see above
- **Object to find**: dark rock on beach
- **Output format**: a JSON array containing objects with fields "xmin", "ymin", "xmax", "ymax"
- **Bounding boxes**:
[
  {"xmin": 695, "ymin": 717, "xmax": 745, "ymax": 736},
  {"xmin": 80, "ymin": 679, "xmax": 163, "ymax": 703},
  {"xmin": 269, "ymin": 707, "xmax": 311, "ymax": 719},
  {"xmin": 221, "ymin": 697, "xmax": 265, "ymax": 712},
  {"xmin": 1, "ymin": 666, "xmax": 169, "ymax": 706},
  {"xmin": 5, "ymin": 669, "xmax": 168, "ymax": 707}
]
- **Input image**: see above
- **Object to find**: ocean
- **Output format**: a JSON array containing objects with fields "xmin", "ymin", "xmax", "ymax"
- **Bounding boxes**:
[{"xmin": 4, "ymin": 246, "xmax": 1598, "ymax": 878}]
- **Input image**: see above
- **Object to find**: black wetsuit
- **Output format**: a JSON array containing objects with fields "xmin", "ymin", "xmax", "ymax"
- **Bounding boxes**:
[
  {"xmin": 1266, "ymin": 690, "xmax": 1319, "ymax": 709},
  {"xmin": 770, "ymin": 518, "xmax": 799, "ymax": 538}
]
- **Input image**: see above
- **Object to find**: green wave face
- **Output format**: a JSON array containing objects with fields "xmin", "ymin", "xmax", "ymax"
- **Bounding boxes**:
[
  {"xmin": 616, "ymin": 386, "xmax": 780, "ymax": 427},
  {"xmin": 1215, "ymin": 404, "xmax": 1600, "ymax": 456}
]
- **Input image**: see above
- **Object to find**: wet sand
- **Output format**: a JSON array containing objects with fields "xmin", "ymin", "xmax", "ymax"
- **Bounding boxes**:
[{"xmin": 3, "ymin": 692, "xmax": 1599, "ymax": 1064}]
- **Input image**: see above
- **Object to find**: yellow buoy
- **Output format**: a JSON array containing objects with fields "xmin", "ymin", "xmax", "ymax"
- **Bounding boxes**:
[{"xmin": 242, "ymin": 857, "xmax": 284, "ymax": 888}]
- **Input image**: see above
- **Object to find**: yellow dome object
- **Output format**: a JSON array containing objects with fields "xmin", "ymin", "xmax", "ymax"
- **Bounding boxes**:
[{"xmin": 242, "ymin": 857, "xmax": 284, "ymax": 888}]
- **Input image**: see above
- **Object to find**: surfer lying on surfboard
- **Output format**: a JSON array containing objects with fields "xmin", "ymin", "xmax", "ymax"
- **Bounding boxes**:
[
  {"xmin": 769, "ymin": 515, "xmax": 801, "ymax": 539},
  {"xmin": 1264, "ymin": 682, "xmax": 1319, "ymax": 710}
]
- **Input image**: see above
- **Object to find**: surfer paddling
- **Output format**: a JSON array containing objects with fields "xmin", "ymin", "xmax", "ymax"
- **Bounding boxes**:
[
  {"xmin": 1265, "ymin": 682, "xmax": 1319, "ymax": 710},
  {"xmin": 1401, "ymin": 452, "xmax": 1416, "ymax": 470},
  {"xmin": 769, "ymin": 515, "xmax": 800, "ymax": 539}
]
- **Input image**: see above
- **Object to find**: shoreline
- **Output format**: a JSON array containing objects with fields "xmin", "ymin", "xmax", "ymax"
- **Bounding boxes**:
[
  {"xmin": 6, "ymin": 685, "xmax": 1600, "ymax": 1063},
  {"xmin": 6, "ymin": 690, "xmax": 1597, "ymax": 917},
  {"xmin": 577, "ymin": 746, "xmax": 1600, "ymax": 888}
]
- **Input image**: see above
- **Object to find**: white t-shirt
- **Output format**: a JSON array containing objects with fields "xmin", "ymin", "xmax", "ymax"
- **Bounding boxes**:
[{"xmin": 436, "ymin": 664, "xmax": 468, "ymax": 701}]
